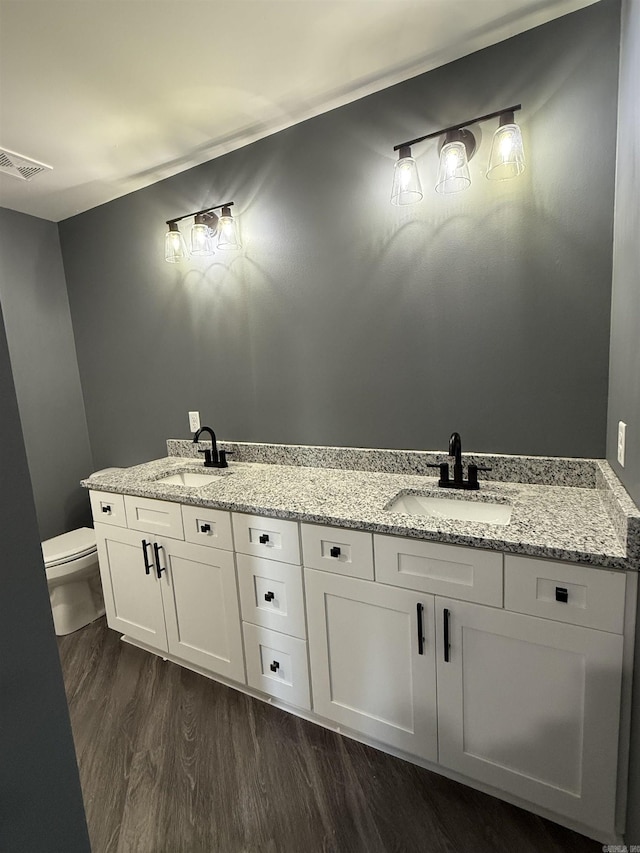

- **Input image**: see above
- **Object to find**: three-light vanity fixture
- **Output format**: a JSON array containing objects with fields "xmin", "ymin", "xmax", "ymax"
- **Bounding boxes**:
[
  {"xmin": 390, "ymin": 105, "xmax": 525, "ymax": 205},
  {"xmin": 164, "ymin": 201, "xmax": 241, "ymax": 263}
]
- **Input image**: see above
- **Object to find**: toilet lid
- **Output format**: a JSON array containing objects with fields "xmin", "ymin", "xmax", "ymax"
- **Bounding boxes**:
[{"xmin": 42, "ymin": 527, "xmax": 97, "ymax": 568}]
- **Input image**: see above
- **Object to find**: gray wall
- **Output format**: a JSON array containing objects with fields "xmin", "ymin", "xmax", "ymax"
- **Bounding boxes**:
[
  {"xmin": 607, "ymin": 0, "xmax": 640, "ymax": 508},
  {"xmin": 0, "ymin": 207, "xmax": 94, "ymax": 540},
  {"xmin": 608, "ymin": 1, "xmax": 640, "ymax": 843},
  {"xmin": 0, "ymin": 300, "xmax": 90, "ymax": 852},
  {"xmin": 59, "ymin": 0, "xmax": 619, "ymax": 469}
]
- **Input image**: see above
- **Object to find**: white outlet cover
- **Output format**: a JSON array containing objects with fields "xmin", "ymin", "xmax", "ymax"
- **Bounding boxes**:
[
  {"xmin": 189, "ymin": 411, "xmax": 201, "ymax": 432},
  {"xmin": 617, "ymin": 421, "xmax": 626, "ymax": 467}
]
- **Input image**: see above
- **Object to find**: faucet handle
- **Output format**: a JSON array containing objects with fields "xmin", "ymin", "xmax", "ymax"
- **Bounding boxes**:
[
  {"xmin": 467, "ymin": 464, "xmax": 492, "ymax": 488},
  {"xmin": 427, "ymin": 462, "xmax": 450, "ymax": 485},
  {"xmin": 198, "ymin": 448, "xmax": 212, "ymax": 465}
]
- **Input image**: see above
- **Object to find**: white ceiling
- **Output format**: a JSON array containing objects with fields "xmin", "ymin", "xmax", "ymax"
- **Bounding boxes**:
[{"xmin": 0, "ymin": 0, "xmax": 597, "ymax": 222}]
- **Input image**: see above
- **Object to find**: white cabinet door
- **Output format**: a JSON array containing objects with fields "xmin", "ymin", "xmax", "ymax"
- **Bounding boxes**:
[
  {"xmin": 160, "ymin": 539, "xmax": 245, "ymax": 683},
  {"xmin": 436, "ymin": 599, "xmax": 623, "ymax": 836},
  {"xmin": 94, "ymin": 522, "xmax": 168, "ymax": 651},
  {"xmin": 306, "ymin": 569, "xmax": 437, "ymax": 762}
]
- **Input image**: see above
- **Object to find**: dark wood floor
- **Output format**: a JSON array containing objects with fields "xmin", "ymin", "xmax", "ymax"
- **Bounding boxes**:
[{"xmin": 58, "ymin": 618, "xmax": 601, "ymax": 853}]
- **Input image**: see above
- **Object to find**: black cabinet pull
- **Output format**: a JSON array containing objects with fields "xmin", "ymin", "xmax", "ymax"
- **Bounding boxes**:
[
  {"xmin": 330, "ymin": 546, "xmax": 341, "ymax": 558},
  {"xmin": 141, "ymin": 540, "xmax": 152, "ymax": 575},
  {"xmin": 556, "ymin": 586, "xmax": 569, "ymax": 603},
  {"xmin": 259, "ymin": 534, "xmax": 270, "ymax": 544},
  {"xmin": 417, "ymin": 603, "xmax": 425, "ymax": 655},
  {"xmin": 264, "ymin": 591, "xmax": 275, "ymax": 602},
  {"xmin": 200, "ymin": 523, "xmax": 211, "ymax": 533},
  {"xmin": 153, "ymin": 542, "xmax": 166, "ymax": 578},
  {"xmin": 443, "ymin": 608, "xmax": 451, "ymax": 662},
  {"xmin": 270, "ymin": 661, "xmax": 280, "ymax": 672},
  {"xmin": 102, "ymin": 505, "xmax": 111, "ymax": 513}
]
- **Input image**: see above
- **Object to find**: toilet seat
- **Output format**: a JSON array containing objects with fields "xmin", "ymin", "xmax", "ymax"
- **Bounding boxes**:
[{"xmin": 42, "ymin": 527, "xmax": 97, "ymax": 568}]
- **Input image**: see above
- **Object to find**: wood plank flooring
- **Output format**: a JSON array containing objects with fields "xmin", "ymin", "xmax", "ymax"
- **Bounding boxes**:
[{"xmin": 58, "ymin": 618, "xmax": 601, "ymax": 853}]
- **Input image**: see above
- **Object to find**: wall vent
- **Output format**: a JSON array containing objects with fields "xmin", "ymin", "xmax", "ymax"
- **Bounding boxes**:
[{"xmin": 0, "ymin": 147, "xmax": 52, "ymax": 181}]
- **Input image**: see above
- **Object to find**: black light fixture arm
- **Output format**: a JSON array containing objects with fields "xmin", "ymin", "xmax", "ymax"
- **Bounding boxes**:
[
  {"xmin": 166, "ymin": 201, "xmax": 234, "ymax": 227},
  {"xmin": 393, "ymin": 104, "xmax": 521, "ymax": 152}
]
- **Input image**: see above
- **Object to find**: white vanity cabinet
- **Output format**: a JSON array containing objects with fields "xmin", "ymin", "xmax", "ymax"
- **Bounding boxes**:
[
  {"xmin": 305, "ymin": 568, "xmax": 438, "ymax": 762},
  {"xmin": 89, "ymin": 488, "xmax": 633, "ymax": 843},
  {"xmin": 303, "ymin": 523, "xmax": 631, "ymax": 840},
  {"xmin": 92, "ymin": 494, "xmax": 245, "ymax": 683},
  {"xmin": 435, "ymin": 598, "xmax": 623, "ymax": 833},
  {"xmin": 94, "ymin": 522, "xmax": 169, "ymax": 651},
  {"xmin": 233, "ymin": 514, "xmax": 312, "ymax": 709}
]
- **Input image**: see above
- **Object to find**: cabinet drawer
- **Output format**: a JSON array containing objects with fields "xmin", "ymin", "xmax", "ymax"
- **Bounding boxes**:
[
  {"xmin": 243, "ymin": 623, "xmax": 311, "ymax": 710},
  {"xmin": 504, "ymin": 556, "xmax": 626, "ymax": 634},
  {"xmin": 232, "ymin": 513, "xmax": 300, "ymax": 565},
  {"xmin": 182, "ymin": 505, "xmax": 233, "ymax": 551},
  {"xmin": 89, "ymin": 491, "xmax": 126, "ymax": 527},
  {"xmin": 124, "ymin": 495, "xmax": 184, "ymax": 540},
  {"xmin": 301, "ymin": 523, "xmax": 374, "ymax": 580},
  {"xmin": 374, "ymin": 534, "xmax": 503, "ymax": 606},
  {"xmin": 237, "ymin": 554, "xmax": 306, "ymax": 639}
]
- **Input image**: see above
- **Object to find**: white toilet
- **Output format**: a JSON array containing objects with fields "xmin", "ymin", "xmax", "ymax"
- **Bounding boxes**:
[{"xmin": 43, "ymin": 527, "xmax": 105, "ymax": 636}]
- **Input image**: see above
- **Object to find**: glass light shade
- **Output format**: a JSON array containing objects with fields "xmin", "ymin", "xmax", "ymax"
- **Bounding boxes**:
[
  {"xmin": 390, "ymin": 152, "xmax": 423, "ymax": 205},
  {"xmin": 190, "ymin": 221, "xmax": 214, "ymax": 256},
  {"xmin": 486, "ymin": 123, "xmax": 525, "ymax": 180},
  {"xmin": 435, "ymin": 140, "xmax": 471, "ymax": 194},
  {"xmin": 217, "ymin": 209, "xmax": 241, "ymax": 250},
  {"xmin": 164, "ymin": 225, "xmax": 189, "ymax": 263}
]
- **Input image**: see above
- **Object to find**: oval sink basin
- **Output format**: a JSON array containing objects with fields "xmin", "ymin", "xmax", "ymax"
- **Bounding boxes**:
[
  {"xmin": 156, "ymin": 472, "xmax": 226, "ymax": 487},
  {"xmin": 387, "ymin": 491, "xmax": 512, "ymax": 525}
]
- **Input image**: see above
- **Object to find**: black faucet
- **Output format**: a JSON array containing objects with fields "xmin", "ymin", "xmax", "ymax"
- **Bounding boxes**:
[
  {"xmin": 193, "ymin": 426, "xmax": 229, "ymax": 468},
  {"xmin": 449, "ymin": 431, "xmax": 463, "ymax": 484},
  {"xmin": 427, "ymin": 432, "xmax": 491, "ymax": 490}
]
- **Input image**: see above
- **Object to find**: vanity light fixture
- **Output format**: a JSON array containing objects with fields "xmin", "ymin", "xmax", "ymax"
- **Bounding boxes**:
[
  {"xmin": 164, "ymin": 201, "xmax": 239, "ymax": 263},
  {"xmin": 391, "ymin": 104, "xmax": 524, "ymax": 205}
]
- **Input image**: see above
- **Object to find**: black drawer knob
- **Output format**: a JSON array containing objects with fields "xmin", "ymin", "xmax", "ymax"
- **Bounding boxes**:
[
  {"xmin": 102, "ymin": 505, "xmax": 111, "ymax": 513},
  {"xmin": 270, "ymin": 661, "xmax": 280, "ymax": 672},
  {"xmin": 264, "ymin": 591, "xmax": 275, "ymax": 602},
  {"xmin": 556, "ymin": 586, "xmax": 569, "ymax": 603},
  {"xmin": 259, "ymin": 534, "xmax": 270, "ymax": 544},
  {"xmin": 200, "ymin": 523, "xmax": 211, "ymax": 533},
  {"xmin": 330, "ymin": 546, "xmax": 341, "ymax": 558}
]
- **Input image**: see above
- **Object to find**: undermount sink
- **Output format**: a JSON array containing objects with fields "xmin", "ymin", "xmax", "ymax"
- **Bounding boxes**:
[
  {"xmin": 156, "ymin": 471, "xmax": 227, "ymax": 487},
  {"xmin": 386, "ymin": 491, "xmax": 512, "ymax": 525}
]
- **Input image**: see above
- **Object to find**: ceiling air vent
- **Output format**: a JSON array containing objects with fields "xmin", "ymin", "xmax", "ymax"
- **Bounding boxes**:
[{"xmin": 0, "ymin": 147, "xmax": 52, "ymax": 181}]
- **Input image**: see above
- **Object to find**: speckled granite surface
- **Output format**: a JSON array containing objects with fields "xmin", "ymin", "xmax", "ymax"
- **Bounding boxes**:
[
  {"xmin": 83, "ymin": 443, "xmax": 640, "ymax": 570},
  {"xmin": 167, "ymin": 439, "xmax": 599, "ymax": 486}
]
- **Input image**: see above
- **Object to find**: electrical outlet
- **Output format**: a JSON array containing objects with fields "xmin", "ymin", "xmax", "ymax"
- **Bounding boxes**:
[
  {"xmin": 617, "ymin": 421, "xmax": 627, "ymax": 467},
  {"xmin": 189, "ymin": 411, "xmax": 201, "ymax": 433}
]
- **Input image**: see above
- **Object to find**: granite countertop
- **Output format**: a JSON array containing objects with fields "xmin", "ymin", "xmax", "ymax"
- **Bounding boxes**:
[{"xmin": 82, "ymin": 446, "xmax": 640, "ymax": 571}]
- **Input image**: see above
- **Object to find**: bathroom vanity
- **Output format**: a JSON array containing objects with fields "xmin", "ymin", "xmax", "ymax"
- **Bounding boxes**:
[{"xmin": 83, "ymin": 441, "xmax": 640, "ymax": 845}]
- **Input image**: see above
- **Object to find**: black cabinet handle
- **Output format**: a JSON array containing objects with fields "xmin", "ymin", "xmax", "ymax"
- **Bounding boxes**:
[
  {"xmin": 141, "ymin": 540, "xmax": 152, "ymax": 575},
  {"xmin": 443, "ymin": 608, "xmax": 451, "ymax": 662},
  {"xmin": 270, "ymin": 661, "xmax": 280, "ymax": 672},
  {"xmin": 102, "ymin": 505, "xmax": 111, "ymax": 513},
  {"xmin": 200, "ymin": 523, "xmax": 211, "ymax": 533},
  {"xmin": 259, "ymin": 534, "xmax": 270, "ymax": 544},
  {"xmin": 330, "ymin": 546, "xmax": 341, "ymax": 558},
  {"xmin": 556, "ymin": 586, "xmax": 569, "ymax": 603},
  {"xmin": 153, "ymin": 542, "xmax": 166, "ymax": 578},
  {"xmin": 417, "ymin": 603, "xmax": 425, "ymax": 655},
  {"xmin": 264, "ymin": 591, "xmax": 275, "ymax": 602}
]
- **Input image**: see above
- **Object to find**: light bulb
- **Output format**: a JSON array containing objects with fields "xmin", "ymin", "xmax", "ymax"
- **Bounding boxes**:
[
  {"xmin": 390, "ymin": 146, "xmax": 423, "ymax": 206},
  {"xmin": 164, "ymin": 223, "xmax": 189, "ymax": 263},
  {"xmin": 487, "ymin": 116, "xmax": 525, "ymax": 180},
  {"xmin": 217, "ymin": 207, "xmax": 241, "ymax": 250},
  {"xmin": 190, "ymin": 213, "xmax": 215, "ymax": 256},
  {"xmin": 435, "ymin": 139, "xmax": 471, "ymax": 194}
]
